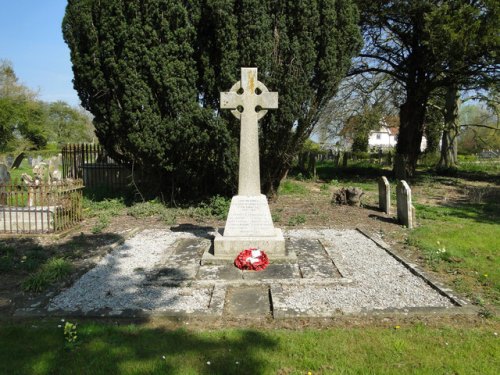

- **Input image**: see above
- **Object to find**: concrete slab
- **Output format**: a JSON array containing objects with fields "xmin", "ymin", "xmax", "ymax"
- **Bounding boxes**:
[
  {"xmin": 288, "ymin": 238, "xmax": 341, "ymax": 278},
  {"xmin": 225, "ymin": 286, "xmax": 270, "ymax": 316},
  {"xmin": 197, "ymin": 265, "xmax": 243, "ymax": 281},
  {"xmin": 243, "ymin": 264, "xmax": 300, "ymax": 280}
]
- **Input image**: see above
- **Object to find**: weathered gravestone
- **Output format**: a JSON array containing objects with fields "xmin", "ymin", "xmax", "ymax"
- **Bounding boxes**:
[
  {"xmin": 0, "ymin": 164, "xmax": 10, "ymax": 185},
  {"xmin": 213, "ymin": 67, "xmax": 287, "ymax": 259},
  {"xmin": 0, "ymin": 164, "xmax": 11, "ymax": 205},
  {"xmin": 48, "ymin": 156, "xmax": 62, "ymax": 182},
  {"xmin": 378, "ymin": 176, "xmax": 391, "ymax": 214},
  {"xmin": 396, "ymin": 180, "xmax": 414, "ymax": 229}
]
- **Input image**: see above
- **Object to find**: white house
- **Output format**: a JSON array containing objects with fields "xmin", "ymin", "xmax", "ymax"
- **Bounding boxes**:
[
  {"xmin": 368, "ymin": 125, "xmax": 398, "ymax": 149},
  {"xmin": 368, "ymin": 123, "xmax": 428, "ymax": 152}
]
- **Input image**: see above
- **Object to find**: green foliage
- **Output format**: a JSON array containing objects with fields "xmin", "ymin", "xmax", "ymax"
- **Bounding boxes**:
[
  {"xmin": 127, "ymin": 201, "xmax": 166, "ymax": 218},
  {"xmin": 22, "ymin": 258, "xmax": 72, "ymax": 293},
  {"xmin": 128, "ymin": 201, "xmax": 177, "ymax": 224},
  {"xmin": 83, "ymin": 198, "xmax": 126, "ymax": 233},
  {"xmin": 278, "ymin": 180, "xmax": 308, "ymax": 195},
  {"xmin": 346, "ymin": 105, "xmax": 383, "ymax": 152},
  {"xmin": 354, "ymin": 1, "xmax": 500, "ymax": 178},
  {"xmin": 64, "ymin": 322, "xmax": 78, "ymax": 348},
  {"xmin": 288, "ymin": 214, "xmax": 306, "ymax": 226},
  {"xmin": 91, "ymin": 215, "xmax": 110, "ymax": 234},
  {"xmin": 63, "ymin": 0, "xmax": 362, "ymax": 198},
  {"xmin": 1, "ymin": 60, "xmax": 93, "ymax": 152},
  {"xmin": 187, "ymin": 195, "xmax": 231, "ymax": 220},
  {"xmin": 424, "ymin": 99, "xmax": 445, "ymax": 154},
  {"xmin": 458, "ymin": 104, "xmax": 500, "ymax": 153},
  {"xmin": 83, "ymin": 198, "xmax": 126, "ymax": 218},
  {"xmin": 46, "ymin": 101, "xmax": 94, "ymax": 146}
]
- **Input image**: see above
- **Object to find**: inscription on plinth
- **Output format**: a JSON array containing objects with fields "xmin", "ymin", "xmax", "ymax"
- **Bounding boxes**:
[{"xmin": 223, "ymin": 195, "xmax": 276, "ymax": 237}]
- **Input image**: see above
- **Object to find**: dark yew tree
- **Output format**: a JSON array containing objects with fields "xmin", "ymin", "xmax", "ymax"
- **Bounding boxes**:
[
  {"xmin": 63, "ymin": 0, "xmax": 236, "ymax": 199},
  {"xmin": 63, "ymin": 0, "xmax": 361, "ymax": 199},
  {"xmin": 352, "ymin": 0, "xmax": 499, "ymax": 179}
]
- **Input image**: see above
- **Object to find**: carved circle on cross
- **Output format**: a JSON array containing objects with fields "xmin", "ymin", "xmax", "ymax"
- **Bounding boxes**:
[{"xmin": 227, "ymin": 80, "xmax": 271, "ymax": 121}]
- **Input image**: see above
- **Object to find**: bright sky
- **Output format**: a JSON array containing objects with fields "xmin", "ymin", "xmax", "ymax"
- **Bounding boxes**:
[{"xmin": 0, "ymin": 0, "xmax": 79, "ymax": 106}]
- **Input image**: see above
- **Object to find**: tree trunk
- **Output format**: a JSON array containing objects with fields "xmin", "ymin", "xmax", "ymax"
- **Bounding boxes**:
[
  {"xmin": 438, "ymin": 86, "xmax": 460, "ymax": 169},
  {"xmin": 394, "ymin": 89, "xmax": 428, "ymax": 180}
]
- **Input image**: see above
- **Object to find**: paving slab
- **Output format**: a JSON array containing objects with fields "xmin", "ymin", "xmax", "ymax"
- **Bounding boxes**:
[
  {"xmin": 242, "ymin": 264, "xmax": 300, "ymax": 280},
  {"xmin": 288, "ymin": 238, "xmax": 341, "ymax": 278},
  {"xmin": 225, "ymin": 286, "xmax": 270, "ymax": 316},
  {"xmin": 197, "ymin": 265, "xmax": 243, "ymax": 281}
]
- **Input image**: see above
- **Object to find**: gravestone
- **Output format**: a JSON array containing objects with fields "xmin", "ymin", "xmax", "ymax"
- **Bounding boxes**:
[
  {"xmin": 213, "ymin": 67, "xmax": 286, "ymax": 258},
  {"xmin": 396, "ymin": 180, "xmax": 413, "ymax": 228},
  {"xmin": 378, "ymin": 176, "xmax": 391, "ymax": 214},
  {"xmin": 48, "ymin": 156, "xmax": 62, "ymax": 182},
  {"xmin": 0, "ymin": 164, "xmax": 10, "ymax": 183},
  {"xmin": 0, "ymin": 164, "xmax": 11, "ymax": 205},
  {"xmin": 34, "ymin": 155, "xmax": 43, "ymax": 167},
  {"xmin": 33, "ymin": 162, "xmax": 48, "ymax": 182},
  {"xmin": 0, "ymin": 164, "xmax": 10, "ymax": 185}
]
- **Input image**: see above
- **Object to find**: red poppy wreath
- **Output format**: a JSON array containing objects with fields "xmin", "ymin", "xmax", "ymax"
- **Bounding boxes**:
[{"xmin": 234, "ymin": 248, "xmax": 269, "ymax": 271}]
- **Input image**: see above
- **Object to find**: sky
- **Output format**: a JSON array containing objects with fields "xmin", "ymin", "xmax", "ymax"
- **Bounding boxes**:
[{"xmin": 0, "ymin": 0, "xmax": 80, "ymax": 106}]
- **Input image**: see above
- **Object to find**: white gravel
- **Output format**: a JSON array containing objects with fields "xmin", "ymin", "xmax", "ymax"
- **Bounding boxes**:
[
  {"xmin": 274, "ymin": 229, "xmax": 454, "ymax": 314},
  {"xmin": 48, "ymin": 228, "xmax": 455, "ymax": 315},
  {"xmin": 48, "ymin": 230, "xmax": 212, "ymax": 314}
]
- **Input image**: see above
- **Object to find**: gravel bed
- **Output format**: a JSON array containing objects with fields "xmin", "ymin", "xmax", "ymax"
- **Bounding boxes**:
[
  {"xmin": 274, "ymin": 229, "xmax": 454, "ymax": 314},
  {"xmin": 48, "ymin": 230, "xmax": 213, "ymax": 314},
  {"xmin": 48, "ymin": 228, "xmax": 454, "ymax": 316}
]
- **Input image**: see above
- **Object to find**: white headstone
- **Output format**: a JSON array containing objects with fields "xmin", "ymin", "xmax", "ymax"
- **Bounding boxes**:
[
  {"xmin": 378, "ymin": 176, "xmax": 391, "ymax": 214},
  {"xmin": 397, "ymin": 180, "xmax": 413, "ymax": 228},
  {"xmin": 213, "ymin": 67, "xmax": 286, "ymax": 259}
]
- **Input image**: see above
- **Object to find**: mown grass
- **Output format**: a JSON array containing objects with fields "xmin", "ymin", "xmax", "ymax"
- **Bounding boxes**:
[
  {"xmin": 0, "ymin": 322, "xmax": 498, "ymax": 375},
  {"xmin": 409, "ymin": 203, "xmax": 500, "ymax": 306}
]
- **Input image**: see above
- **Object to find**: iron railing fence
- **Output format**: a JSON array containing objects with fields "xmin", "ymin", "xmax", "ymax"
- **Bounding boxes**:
[
  {"xmin": 0, "ymin": 179, "xmax": 84, "ymax": 234},
  {"xmin": 62, "ymin": 144, "xmax": 131, "ymax": 190}
]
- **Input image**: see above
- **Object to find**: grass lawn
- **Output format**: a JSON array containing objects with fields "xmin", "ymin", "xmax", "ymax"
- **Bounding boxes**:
[
  {"xmin": 409, "ymin": 202, "xmax": 500, "ymax": 306},
  {"xmin": 0, "ymin": 322, "xmax": 499, "ymax": 375}
]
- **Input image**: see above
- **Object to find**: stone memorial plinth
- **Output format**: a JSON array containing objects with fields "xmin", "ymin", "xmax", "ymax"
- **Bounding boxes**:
[{"xmin": 209, "ymin": 68, "xmax": 289, "ymax": 262}]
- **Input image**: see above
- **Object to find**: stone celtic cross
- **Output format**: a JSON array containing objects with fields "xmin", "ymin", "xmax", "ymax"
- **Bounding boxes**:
[{"xmin": 220, "ymin": 67, "xmax": 278, "ymax": 196}]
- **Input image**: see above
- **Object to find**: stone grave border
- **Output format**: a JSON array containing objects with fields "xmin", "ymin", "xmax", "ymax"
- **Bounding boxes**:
[{"xmin": 13, "ymin": 227, "xmax": 478, "ymax": 320}]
